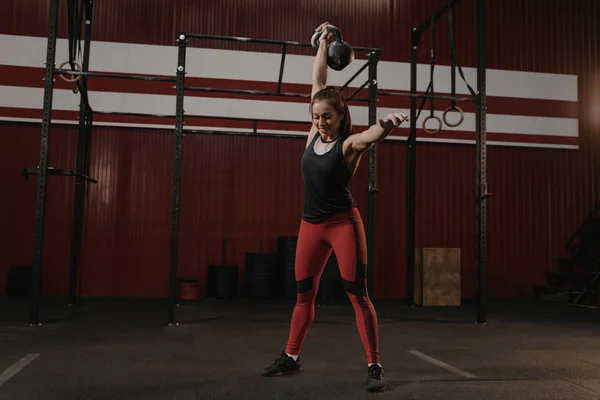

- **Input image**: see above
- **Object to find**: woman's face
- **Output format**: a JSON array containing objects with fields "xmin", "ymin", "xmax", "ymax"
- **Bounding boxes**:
[{"xmin": 311, "ymin": 100, "xmax": 344, "ymax": 138}]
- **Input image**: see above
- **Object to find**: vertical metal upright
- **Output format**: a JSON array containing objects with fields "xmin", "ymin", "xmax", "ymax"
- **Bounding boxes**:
[
  {"xmin": 68, "ymin": 0, "xmax": 94, "ymax": 306},
  {"xmin": 29, "ymin": 0, "xmax": 61, "ymax": 327},
  {"xmin": 168, "ymin": 32, "xmax": 187, "ymax": 326},
  {"xmin": 475, "ymin": 0, "xmax": 488, "ymax": 324},
  {"xmin": 366, "ymin": 50, "xmax": 381, "ymax": 297},
  {"xmin": 405, "ymin": 28, "xmax": 419, "ymax": 307}
]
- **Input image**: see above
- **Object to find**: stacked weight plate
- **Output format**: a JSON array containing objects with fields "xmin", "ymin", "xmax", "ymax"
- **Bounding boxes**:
[
  {"xmin": 206, "ymin": 265, "xmax": 239, "ymax": 298},
  {"xmin": 277, "ymin": 236, "xmax": 298, "ymax": 298},
  {"xmin": 206, "ymin": 240, "xmax": 239, "ymax": 298},
  {"xmin": 245, "ymin": 252, "xmax": 278, "ymax": 298}
]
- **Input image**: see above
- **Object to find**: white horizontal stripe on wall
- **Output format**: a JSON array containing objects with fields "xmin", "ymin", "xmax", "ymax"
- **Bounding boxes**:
[{"xmin": 0, "ymin": 34, "xmax": 578, "ymax": 101}]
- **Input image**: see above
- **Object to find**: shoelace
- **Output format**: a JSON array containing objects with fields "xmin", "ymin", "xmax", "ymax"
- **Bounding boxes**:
[
  {"xmin": 272, "ymin": 354, "xmax": 288, "ymax": 366},
  {"xmin": 368, "ymin": 366, "xmax": 382, "ymax": 379}
]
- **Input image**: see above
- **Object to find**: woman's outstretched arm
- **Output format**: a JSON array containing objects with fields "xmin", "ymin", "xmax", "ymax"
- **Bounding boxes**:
[{"xmin": 349, "ymin": 113, "xmax": 409, "ymax": 153}]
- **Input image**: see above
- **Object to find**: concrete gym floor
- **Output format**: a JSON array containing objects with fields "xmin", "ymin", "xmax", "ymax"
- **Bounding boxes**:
[{"xmin": 1, "ymin": 297, "xmax": 599, "ymax": 400}]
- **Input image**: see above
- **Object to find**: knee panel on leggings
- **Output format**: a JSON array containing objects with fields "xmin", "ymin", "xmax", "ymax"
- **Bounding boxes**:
[
  {"xmin": 296, "ymin": 276, "xmax": 314, "ymax": 293},
  {"xmin": 342, "ymin": 262, "xmax": 367, "ymax": 296}
]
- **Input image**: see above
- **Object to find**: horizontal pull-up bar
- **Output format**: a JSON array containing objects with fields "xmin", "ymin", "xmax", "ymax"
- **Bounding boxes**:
[
  {"xmin": 55, "ymin": 70, "xmax": 176, "ymax": 82},
  {"xmin": 183, "ymin": 86, "xmax": 371, "ymax": 102},
  {"xmin": 184, "ymin": 86, "xmax": 310, "ymax": 98},
  {"xmin": 21, "ymin": 167, "xmax": 98, "ymax": 183},
  {"xmin": 183, "ymin": 129, "xmax": 307, "ymax": 139},
  {"xmin": 184, "ymin": 33, "xmax": 380, "ymax": 53},
  {"xmin": 91, "ymin": 110, "xmax": 310, "ymax": 126},
  {"xmin": 378, "ymin": 90, "xmax": 477, "ymax": 102},
  {"xmin": 183, "ymin": 114, "xmax": 308, "ymax": 125},
  {"xmin": 93, "ymin": 111, "xmax": 176, "ymax": 118}
]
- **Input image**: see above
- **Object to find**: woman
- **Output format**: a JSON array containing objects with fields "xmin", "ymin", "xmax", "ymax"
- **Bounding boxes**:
[{"xmin": 260, "ymin": 23, "xmax": 407, "ymax": 393}]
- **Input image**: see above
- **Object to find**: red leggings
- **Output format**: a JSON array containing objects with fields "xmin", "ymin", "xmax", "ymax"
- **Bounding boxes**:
[{"xmin": 285, "ymin": 208, "xmax": 380, "ymax": 364}]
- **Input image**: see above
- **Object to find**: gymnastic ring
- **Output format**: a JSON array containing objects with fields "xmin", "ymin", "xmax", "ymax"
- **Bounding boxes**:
[
  {"xmin": 442, "ymin": 106, "xmax": 464, "ymax": 128},
  {"xmin": 422, "ymin": 115, "xmax": 442, "ymax": 134},
  {"xmin": 57, "ymin": 61, "xmax": 82, "ymax": 83}
]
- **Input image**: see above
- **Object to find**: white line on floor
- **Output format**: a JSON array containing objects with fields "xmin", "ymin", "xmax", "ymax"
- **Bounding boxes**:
[
  {"xmin": 0, "ymin": 354, "xmax": 40, "ymax": 387},
  {"xmin": 407, "ymin": 350, "xmax": 477, "ymax": 379}
]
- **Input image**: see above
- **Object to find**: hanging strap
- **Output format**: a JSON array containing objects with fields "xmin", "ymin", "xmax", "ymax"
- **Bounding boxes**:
[
  {"xmin": 420, "ymin": 14, "xmax": 442, "ymax": 134},
  {"xmin": 67, "ymin": 0, "xmax": 83, "ymax": 67},
  {"xmin": 448, "ymin": 2, "xmax": 457, "ymax": 109},
  {"xmin": 65, "ymin": 0, "xmax": 83, "ymax": 94},
  {"xmin": 447, "ymin": 1, "xmax": 476, "ymax": 98},
  {"xmin": 428, "ymin": 14, "xmax": 436, "ymax": 118},
  {"xmin": 442, "ymin": 1, "xmax": 474, "ymax": 128},
  {"xmin": 63, "ymin": 0, "xmax": 93, "ymax": 110}
]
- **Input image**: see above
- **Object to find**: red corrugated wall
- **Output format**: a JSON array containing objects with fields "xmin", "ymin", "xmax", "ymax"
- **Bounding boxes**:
[{"xmin": 1, "ymin": 0, "xmax": 598, "ymax": 299}]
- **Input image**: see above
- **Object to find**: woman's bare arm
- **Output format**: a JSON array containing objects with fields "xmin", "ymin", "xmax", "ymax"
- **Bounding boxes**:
[
  {"xmin": 311, "ymin": 38, "xmax": 328, "ymax": 98},
  {"xmin": 306, "ymin": 23, "xmax": 331, "ymax": 148},
  {"xmin": 348, "ymin": 113, "xmax": 409, "ymax": 153}
]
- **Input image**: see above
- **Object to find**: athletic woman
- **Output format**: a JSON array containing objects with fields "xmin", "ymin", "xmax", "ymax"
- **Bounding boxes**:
[{"xmin": 260, "ymin": 23, "xmax": 407, "ymax": 393}]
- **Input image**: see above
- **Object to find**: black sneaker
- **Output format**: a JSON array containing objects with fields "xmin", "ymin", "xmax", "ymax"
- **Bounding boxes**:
[
  {"xmin": 364, "ymin": 364, "xmax": 386, "ymax": 392},
  {"xmin": 260, "ymin": 352, "xmax": 303, "ymax": 377}
]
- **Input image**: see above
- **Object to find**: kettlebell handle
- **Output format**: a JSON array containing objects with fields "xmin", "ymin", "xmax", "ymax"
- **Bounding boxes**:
[{"xmin": 311, "ymin": 24, "xmax": 344, "ymax": 51}]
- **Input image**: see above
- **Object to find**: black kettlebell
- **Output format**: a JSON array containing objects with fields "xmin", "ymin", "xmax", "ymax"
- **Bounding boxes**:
[{"xmin": 311, "ymin": 25, "xmax": 355, "ymax": 71}]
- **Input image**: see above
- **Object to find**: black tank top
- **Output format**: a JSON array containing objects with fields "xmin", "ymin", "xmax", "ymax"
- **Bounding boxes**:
[{"xmin": 301, "ymin": 134, "xmax": 356, "ymax": 222}]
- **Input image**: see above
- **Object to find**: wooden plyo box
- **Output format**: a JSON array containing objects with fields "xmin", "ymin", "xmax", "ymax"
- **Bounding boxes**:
[{"xmin": 414, "ymin": 248, "xmax": 461, "ymax": 306}]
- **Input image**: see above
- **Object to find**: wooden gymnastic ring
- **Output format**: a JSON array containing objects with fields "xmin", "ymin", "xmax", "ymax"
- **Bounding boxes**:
[
  {"xmin": 442, "ymin": 106, "xmax": 464, "ymax": 128},
  {"xmin": 422, "ymin": 115, "xmax": 442, "ymax": 134},
  {"xmin": 57, "ymin": 61, "xmax": 82, "ymax": 83}
]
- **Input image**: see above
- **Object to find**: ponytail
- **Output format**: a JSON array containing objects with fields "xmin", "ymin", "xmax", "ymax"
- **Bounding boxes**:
[{"xmin": 340, "ymin": 101, "xmax": 355, "ymax": 138}]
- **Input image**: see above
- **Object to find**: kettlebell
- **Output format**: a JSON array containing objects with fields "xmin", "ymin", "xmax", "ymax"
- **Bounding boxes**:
[{"xmin": 311, "ymin": 25, "xmax": 355, "ymax": 71}]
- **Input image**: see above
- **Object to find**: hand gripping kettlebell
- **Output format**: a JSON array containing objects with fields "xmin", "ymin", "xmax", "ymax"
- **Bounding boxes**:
[{"xmin": 311, "ymin": 25, "xmax": 355, "ymax": 71}]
